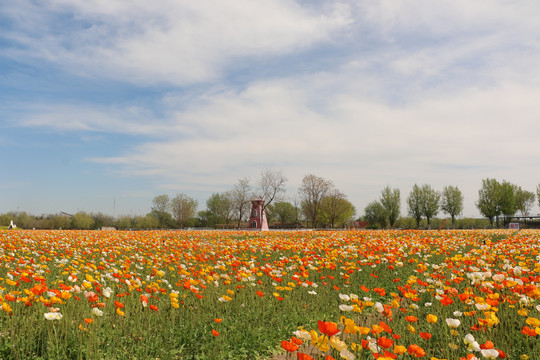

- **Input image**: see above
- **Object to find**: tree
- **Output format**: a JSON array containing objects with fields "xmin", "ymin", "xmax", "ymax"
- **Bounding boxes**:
[
  {"xmin": 71, "ymin": 212, "xmax": 94, "ymax": 229},
  {"xmin": 420, "ymin": 184, "xmax": 440, "ymax": 228},
  {"xmin": 476, "ymin": 178, "xmax": 500, "ymax": 227},
  {"xmin": 364, "ymin": 201, "xmax": 387, "ymax": 228},
  {"xmin": 206, "ymin": 192, "xmax": 234, "ymax": 226},
  {"xmin": 135, "ymin": 214, "xmax": 159, "ymax": 229},
  {"xmin": 407, "ymin": 184, "xmax": 423, "ymax": 228},
  {"xmin": 258, "ymin": 169, "xmax": 287, "ymax": 213},
  {"xmin": 171, "ymin": 193, "xmax": 198, "ymax": 228},
  {"xmin": 151, "ymin": 194, "xmax": 171, "ymax": 228},
  {"xmin": 441, "ymin": 185, "xmax": 463, "ymax": 227},
  {"xmin": 92, "ymin": 212, "xmax": 114, "ymax": 229},
  {"xmin": 537, "ymin": 184, "xmax": 540, "ymax": 209},
  {"xmin": 498, "ymin": 180, "xmax": 517, "ymax": 222},
  {"xmin": 514, "ymin": 186, "xmax": 535, "ymax": 216},
  {"xmin": 231, "ymin": 178, "xmax": 252, "ymax": 228},
  {"xmin": 298, "ymin": 174, "xmax": 334, "ymax": 228},
  {"xmin": 380, "ymin": 186, "xmax": 400, "ymax": 228},
  {"xmin": 320, "ymin": 190, "xmax": 355, "ymax": 228},
  {"xmin": 271, "ymin": 201, "xmax": 296, "ymax": 227}
]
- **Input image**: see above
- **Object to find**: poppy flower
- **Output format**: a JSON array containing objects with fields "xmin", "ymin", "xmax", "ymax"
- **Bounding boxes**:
[
  {"xmin": 377, "ymin": 336, "xmax": 394, "ymax": 349},
  {"xmin": 114, "ymin": 300, "xmax": 124, "ymax": 308},
  {"xmin": 419, "ymin": 332, "xmax": 432, "ymax": 340},
  {"xmin": 407, "ymin": 344, "xmax": 426, "ymax": 357},
  {"xmin": 317, "ymin": 321, "xmax": 340, "ymax": 337},
  {"xmin": 406, "ymin": 316, "xmax": 418, "ymax": 323},
  {"xmin": 281, "ymin": 340, "xmax": 299, "ymax": 352},
  {"xmin": 212, "ymin": 329, "xmax": 219, "ymax": 337}
]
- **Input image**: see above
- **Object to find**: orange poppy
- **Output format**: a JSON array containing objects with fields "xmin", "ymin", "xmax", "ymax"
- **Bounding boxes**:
[
  {"xmin": 405, "ymin": 316, "xmax": 418, "ymax": 322},
  {"xmin": 377, "ymin": 336, "xmax": 394, "ymax": 349},
  {"xmin": 407, "ymin": 344, "xmax": 426, "ymax": 357},
  {"xmin": 281, "ymin": 340, "xmax": 299, "ymax": 352},
  {"xmin": 317, "ymin": 321, "xmax": 340, "ymax": 337}
]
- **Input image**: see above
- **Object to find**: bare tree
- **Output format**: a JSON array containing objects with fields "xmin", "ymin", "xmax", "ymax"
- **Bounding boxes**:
[
  {"xmin": 171, "ymin": 193, "xmax": 198, "ymax": 228},
  {"xmin": 258, "ymin": 169, "xmax": 287, "ymax": 212},
  {"xmin": 231, "ymin": 178, "xmax": 253, "ymax": 228},
  {"xmin": 298, "ymin": 174, "xmax": 333, "ymax": 228}
]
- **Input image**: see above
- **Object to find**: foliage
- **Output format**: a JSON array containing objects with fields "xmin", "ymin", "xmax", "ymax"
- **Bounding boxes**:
[
  {"xmin": 476, "ymin": 178, "xmax": 501, "ymax": 227},
  {"xmin": 420, "ymin": 184, "xmax": 440, "ymax": 227},
  {"xmin": 364, "ymin": 201, "xmax": 387, "ymax": 228},
  {"xmin": 151, "ymin": 194, "xmax": 171, "ymax": 228},
  {"xmin": 270, "ymin": 201, "xmax": 296, "ymax": 227},
  {"xmin": 407, "ymin": 184, "xmax": 423, "ymax": 228},
  {"xmin": 171, "ymin": 193, "xmax": 198, "ymax": 228},
  {"xmin": 71, "ymin": 212, "xmax": 95, "ymax": 230},
  {"xmin": 320, "ymin": 190, "xmax": 355, "ymax": 228},
  {"xmin": 515, "ymin": 187, "xmax": 535, "ymax": 216},
  {"xmin": 498, "ymin": 180, "xmax": 517, "ymax": 218},
  {"xmin": 206, "ymin": 193, "xmax": 234, "ymax": 226},
  {"xmin": 441, "ymin": 185, "xmax": 464, "ymax": 227},
  {"xmin": 379, "ymin": 186, "xmax": 400, "ymax": 228}
]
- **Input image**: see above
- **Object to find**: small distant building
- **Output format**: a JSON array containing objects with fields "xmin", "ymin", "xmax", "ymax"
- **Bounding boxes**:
[{"xmin": 248, "ymin": 198, "xmax": 269, "ymax": 231}]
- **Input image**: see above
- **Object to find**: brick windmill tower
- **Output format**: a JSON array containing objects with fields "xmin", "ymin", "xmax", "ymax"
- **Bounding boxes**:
[{"xmin": 248, "ymin": 197, "xmax": 269, "ymax": 231}]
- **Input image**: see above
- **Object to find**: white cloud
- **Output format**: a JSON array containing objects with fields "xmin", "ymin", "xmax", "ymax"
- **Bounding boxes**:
[{"xmin": 2, "ymin": 0, "xmax": 352, "ymax": 85}]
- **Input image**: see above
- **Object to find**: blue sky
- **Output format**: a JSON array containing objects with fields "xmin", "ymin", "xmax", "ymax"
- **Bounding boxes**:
[{"xmin": 2, "ymin": 0, "xmax": 540, "ymax": 218}]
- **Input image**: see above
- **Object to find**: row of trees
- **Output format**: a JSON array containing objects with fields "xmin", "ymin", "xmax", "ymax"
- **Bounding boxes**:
[
  {"xmin": 151, "ymin": 171, "xmax": 355, "ymax": 229},
  {"xmin": 1, "ymin": 170, "xmax": 358, "ymax": 230},
  {"xmin": 476, "ymin": 179, "xmax": 537, "ymax": 227},
  {"xmin": 363, "ymin": 179, "xmax": 540, "ymax": 229}
]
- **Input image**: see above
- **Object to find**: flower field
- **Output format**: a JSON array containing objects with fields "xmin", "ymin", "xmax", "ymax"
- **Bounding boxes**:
[{"xmin": 0, "ymin": 230, "xmax": 539, "ymax": 360}]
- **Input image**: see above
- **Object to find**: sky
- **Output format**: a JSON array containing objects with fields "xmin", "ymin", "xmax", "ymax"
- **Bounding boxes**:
[{"xmin": 2, "ymin": 0, "xmax": 540, "ymax": 219}]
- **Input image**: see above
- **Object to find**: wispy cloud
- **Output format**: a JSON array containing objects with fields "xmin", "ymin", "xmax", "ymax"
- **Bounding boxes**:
[{"xmin": 1, "ymin": 0, "xmax": 352, "ymax": 85}]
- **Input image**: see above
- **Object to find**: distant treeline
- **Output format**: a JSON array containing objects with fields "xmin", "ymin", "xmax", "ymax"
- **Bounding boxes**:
[{"xmin": 0, "ymin": 210, "xmax": 500, "ymax": 230}]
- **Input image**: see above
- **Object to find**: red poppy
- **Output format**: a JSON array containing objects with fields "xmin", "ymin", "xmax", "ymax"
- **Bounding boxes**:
[{"xmin": 419, "ymin": 332, "xmax": 432, "ymax": 340}]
